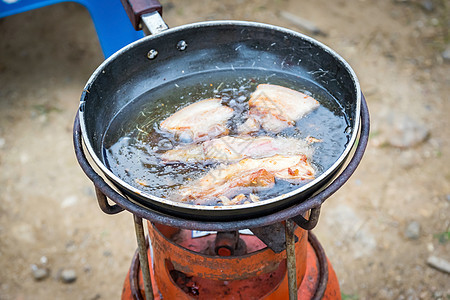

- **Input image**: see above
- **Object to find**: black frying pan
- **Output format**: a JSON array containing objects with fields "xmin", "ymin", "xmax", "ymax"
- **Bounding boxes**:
[{"xmin": 78, "ymin": 1, "xmax": 361, "ymax": 221}]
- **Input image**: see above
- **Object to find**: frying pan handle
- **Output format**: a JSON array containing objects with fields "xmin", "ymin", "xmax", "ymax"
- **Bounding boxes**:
[{"xmin": 120, "ymin": 0, "xmax": 163, "ymax": 30}]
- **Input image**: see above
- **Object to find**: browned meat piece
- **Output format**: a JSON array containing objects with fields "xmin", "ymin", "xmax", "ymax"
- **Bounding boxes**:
[
  {"xmin": 238, "ymin": 84, "xmax": 319, "ymax": 134},
  {"xmin": 160, "ymin": 98, "xmax": 234, "ymax": 143},
  {"xmin": 177, "ymin": 154, "xmax": 315, "ymax": 204}
]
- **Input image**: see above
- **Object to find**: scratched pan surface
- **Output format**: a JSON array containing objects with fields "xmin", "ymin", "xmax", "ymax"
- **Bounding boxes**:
[{"xmin": 79, "ymin": 21, "xmax": 361, "ymax": 221}]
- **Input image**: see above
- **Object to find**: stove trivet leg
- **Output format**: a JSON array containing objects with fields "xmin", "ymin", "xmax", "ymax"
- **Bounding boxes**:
[
  {"xmin": 133, "ymin": 215, "xmax": 154, "ymax": 300},
  {"xmin": 285, "ymin": 219, "xmax": 298, "ymax": 300}
]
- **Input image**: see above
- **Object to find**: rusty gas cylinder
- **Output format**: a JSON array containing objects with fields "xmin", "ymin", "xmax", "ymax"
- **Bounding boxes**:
[{"xmin": 122, "ymin": 221, "xmax": 340, "ymax": 299}]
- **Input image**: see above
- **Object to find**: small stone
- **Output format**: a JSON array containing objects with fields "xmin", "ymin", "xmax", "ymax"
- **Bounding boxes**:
[
  {"xmin": 279, "ymin": 11, "xmax": 327, "ymax": 36},
  {"xmin": 427, "ymin": 256, "xmax": 450, "ymax": 274},
  {"xmin": 31, "ymin": 264, "xmax": 49, "ymax": 281},
  {"xmin": 20, "ymin": 153, "xmax": 29, "ymax": 164},
  {"xmin": 373, "ymin": 110, "xmax": 430, "ymax": 148},
  {"xmin": 433, "ymin": 291, "xmax": 444, "ymax": 298},
  {"xmin": 0, "ymin": 137, "xmax": 5, "ymax": 149},
  {"xmin": 90, "ymin": 294, "xmax": 101, "ymax": 300},
  {"xmin": 61, "ymin": 269, "xmax": 77, "ymax": 283},
  {"xmin": 66, "ymin": 240, "xmax": 77, "ymax": 252},
  {"xmin": 83, "ymin": 264, "xmax": 92, "ymax": 273},
  {"xmin": 378, "ymin": 288, "xmax": 394, "ymax": 299},
  {"xmin": 386, "ymin": 113, "xmax": 429, "ymax": 148},
  {"xmin": 398, "ymin": 151, "xmax": 417, "ymax": 170},
  {"xmin": 404, "ymin": 221, "xmax": 421, "ymax": 240},
  {"xmin": 406, "ymin": 288, "xmax": 419, "ymax": 300},
  {"xmin": 442, "ymin": 45, "xmax": 450, "ymax": 62},
  {"xmin": 430, "ymin": 18, "xmax": 439, "ymax": 26},
  {"xmin": 420, "ymin": 0, "xmax": 434, "ymax": 11},
  {"xmin": 61, "ymin": 196, "xmax": 78, "ymax": 208},
  {"xmin": 433, "ymin": 291, "xmax": 442, "ymax": 300},
  {"xmin": 40, "ymin": 256, "xmax": 48, "ymax": 265}
]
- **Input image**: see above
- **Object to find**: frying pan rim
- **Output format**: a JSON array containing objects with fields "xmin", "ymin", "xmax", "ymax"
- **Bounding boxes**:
[{"xmin": 79, "ymin": 20, "xmax": 361, "ymax": 213}]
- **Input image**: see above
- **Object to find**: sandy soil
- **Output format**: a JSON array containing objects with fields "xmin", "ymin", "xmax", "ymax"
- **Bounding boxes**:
[{"xmin": 0, "ymin": 0, "xmax": 449, "ymax": 299}]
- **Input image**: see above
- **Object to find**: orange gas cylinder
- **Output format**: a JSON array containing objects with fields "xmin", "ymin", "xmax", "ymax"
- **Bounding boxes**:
[{"xmin": 122, "ymin": 222, "xmax": 340, "ymax": 300}]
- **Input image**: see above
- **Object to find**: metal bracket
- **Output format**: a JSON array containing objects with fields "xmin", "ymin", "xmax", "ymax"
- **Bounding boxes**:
[
  {"xmin": 285, "ymin": 219, "xmax": 298, "ymax": 300},
  {"xmin": 134, "ymin": 215, "xmax": 154, "ymax": 300},
  {"xmin": 291, "ymin": 206, "xmax": 321, "ymax": 230},
  {"xmin": 250, "ymin": 223, "xmax": 298, "ymax": 253},
  {"xmin": 95, "ymin": 187, "xmax": 124, "ymax": 214}
]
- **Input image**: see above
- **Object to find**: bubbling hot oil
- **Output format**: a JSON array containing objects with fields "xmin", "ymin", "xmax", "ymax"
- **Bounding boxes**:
[{"xmin": 103, "ymin": 69, "xmax": 350, "ymax": 205}]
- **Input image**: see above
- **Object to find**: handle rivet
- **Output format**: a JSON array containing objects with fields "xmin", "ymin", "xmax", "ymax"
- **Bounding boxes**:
[
  {"xmin": 147, "ymin": 49, "xmax": 158, "ymax": 60},
  {"xmin": 176, "ymin": 40, "xmax": 188, "ymax": 51}
]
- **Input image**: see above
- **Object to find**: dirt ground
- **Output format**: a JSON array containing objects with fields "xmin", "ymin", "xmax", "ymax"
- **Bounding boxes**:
[{"xmin": 0, "ymin": 0, "xmax": 449, "ymax": 299}]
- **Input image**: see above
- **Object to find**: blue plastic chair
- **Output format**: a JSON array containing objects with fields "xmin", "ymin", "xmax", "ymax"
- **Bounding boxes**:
[{"xmin": 0, "ymin": 0, "xmax": 144, "ymax": 58}]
